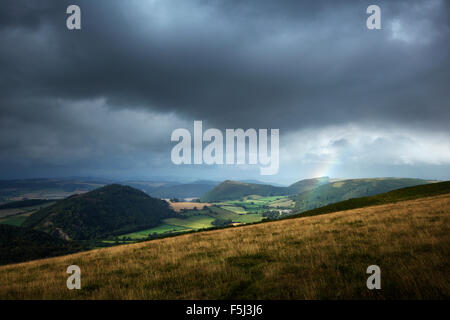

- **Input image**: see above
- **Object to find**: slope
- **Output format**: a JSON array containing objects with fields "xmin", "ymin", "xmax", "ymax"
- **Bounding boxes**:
[
  {"xmin": 292, "ymin": 177, "xmax": 434, "ymax": 212},
  {"xmin": 1, "ymin": 192, "xmax": 448, "ymax": 299},
  {"xmin": 0, "ymin": 224, "xmax": 84, "ymax": 265},
  {"xmin": 201, "ymin": 177, "xmax": 331, "ymax": 202}
]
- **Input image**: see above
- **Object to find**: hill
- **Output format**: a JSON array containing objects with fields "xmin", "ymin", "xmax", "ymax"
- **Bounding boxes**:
[
  {"xmin": 292, "ymin": 178, "xmax": 434, "ymax": 212},
  {"xmin": 1, "ymin": 193, "xmax": 448, "ymax": 299},
  {"xmin": 0, "ymin": 199, "xmax": 53, "ymax": 210},
  {"xmin": 0, "ymin": 224, "xmax": 84, "ymax": 265},
  {"xmin": 288, "ymin": 176, "xmax": 331, "ymax": 193},
  {"xmin": 288, "ymin": 180, "xmax": 450, "ymax": 219},
  {"xmin": 201, "ymin": 180, "xmax": 289, "ymax": 202},
  {"xmin": 201, "ymin": 177, "xmax": 331, "ymax": 202},
  {"xmin": 0, "ymin": 178, "xmax": 105, "ymax": 203},
  {"xmin": 23, "ymin": 184, "xmax": 175, "ymax": 240},
  {"xmin": 145, "ymin": 181, "xmax": 219, "ymax": 199}
]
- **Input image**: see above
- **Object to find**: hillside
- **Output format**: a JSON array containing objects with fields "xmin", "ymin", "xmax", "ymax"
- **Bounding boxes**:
[
  {"xmin": 201, "ymin": 177, "xmax": 330, "ymax": 202},
  {"xmin": 288, "ymin": 176, "xmax": 331, "ymax": 193},
  {"xmin": 288, "ymin": 180, "xmax": 450, "ymax": 219},
  {"xmin": 201, "ymin": 180, "xmax": 289, "ymax": 202},
  {"xmin": 0, "ymin": 193, "xmax": 448, "ymax": 299},
  {"xmin": 23, "ymin": 184, "xmax": 175, "ymax": 240},
  {"xmin": 0, "ymin": 224, "xmax": 84, "ymax": 265},
  {"xmin": 292, "ymin": 178, "xmax": 434, "ymax": 212}
]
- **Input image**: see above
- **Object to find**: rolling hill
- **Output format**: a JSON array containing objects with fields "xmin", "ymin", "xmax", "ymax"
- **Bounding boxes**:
[
  {"xmin": 201, "ymin": 180, "xmax": 289, "ymax": 202},
  {"xmin": 1, "ymin": 190, "xmax": 448, "ymax": 299},
  {"xmin": 0, "ymin": 178, "xmax": 105, "ymax": 203},
  {"xmin": 292, "ymin": 178, "xmax": 435, "ymax": 212},
  {"xmin": 22, "ymin": 184, "xmax": 175, "ymax": 240},
  {"xmin": 288, "ymin": 180, "xmax": 450, "ymax": 219},
  {"xmin": 200, "ymin": 177, "xmax": 331, "ymax": 202}
]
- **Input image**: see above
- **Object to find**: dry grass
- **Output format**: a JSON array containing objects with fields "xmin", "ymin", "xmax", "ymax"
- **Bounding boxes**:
[
  {"xmin": 1, "ymin": 194, "xmax": 449, "ymax": 300},
  {"xmin": 169, "ymin": 201, "xmax": 212, "ymax": 212}
]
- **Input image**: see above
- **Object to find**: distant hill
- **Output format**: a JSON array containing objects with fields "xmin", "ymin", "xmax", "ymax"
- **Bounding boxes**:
[
  {"xmin": 287, "ymin": 180, "xmax": 450, "ymax": 219},
  {"xmin": 0, "ymin": 178, "xmax": 105, "ymax": 203},
  {"xmin": 23, "ymin": 184, "xmax": 175, "ymax": 240},
  {"xmin": 0, "ymin": 224, "xmax": 84, "ymax": 265},
  {"xmin": 292, "ymin": 178, "xmax": 435, "ymax": 212},
  {"xmin": 201, "ymin": 180, "xmax": 289, "ymax": 202},
  {"xmin": 200, "ymin": 177, "xmax": 332, "ymax": 202},
  {"xmin": 145, "ymin": 180, "xmax": 220, "ymax": 199},
  {"xmin": 0, "ymin": 199, "xmax": 53, "ymax": 210},
  {"xmin": 288, "ymin": 177, "xmax": 331, "ymax": 193}
]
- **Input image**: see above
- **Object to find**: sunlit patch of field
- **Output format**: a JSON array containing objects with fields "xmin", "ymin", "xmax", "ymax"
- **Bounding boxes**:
[
  {"xmin": 163, "ymin": 215, "xmax": 215, "ymax": 229},
  {"xmin": 169, "ymin": 201, "xmax": 212, "ymax": 212},
  {"xmin": 332, "ymin": 182, "xmax": 345, "ymax": 188},
  {"xmin": 215, "ymin": 196, "xmax": 292, "ymax": 214},
  {"xmin": 119, "ymin": 224, "xmax": 189, "ymax": 240},
  {"xmin": 0, "ymin": 194, "xmax": 449, "ymax": 299},
  {"xmin": 219, "ymin": 205, "xmax": 247, "ymax": 214}
]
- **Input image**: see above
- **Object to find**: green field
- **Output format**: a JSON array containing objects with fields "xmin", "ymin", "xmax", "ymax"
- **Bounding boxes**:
[
  {"xmin": 119, "ymin": 224, "xmax": 188, "ymax": 240},
  {"xmin": 164, "ymin": 215, "xmax": 215, "ymax": 229},
  {"xmin": 213, "ymin": 196, "xmax": 293, "ymax": 213},
  {"xmin": 219, "ymin": 205, "xmax": 247, "ymax": 214},
  {"xmin": 232, "ymin": 213, "xmax": 263, "ymax": 223}
]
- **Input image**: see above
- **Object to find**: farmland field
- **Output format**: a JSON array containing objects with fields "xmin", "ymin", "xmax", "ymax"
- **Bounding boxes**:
[
  {"xmin": 0, "ymin": 201, "xmax": 56, "ymax": 227},
  {"xmin": 112, "ymin": 196, "xmax": 292, "ymax": 241},
  {"xmin": 214, "ymin": 195, "xmax": 294, "ymax": 213},
  {"xmin": 163, "ymin": 215, "xmax": 215, "ymax": 229}
]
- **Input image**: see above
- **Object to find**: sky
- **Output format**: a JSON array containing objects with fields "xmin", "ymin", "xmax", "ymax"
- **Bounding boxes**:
[{"xmin": 0, "ymin": 0, "xmax": 449, "ymax": 184}]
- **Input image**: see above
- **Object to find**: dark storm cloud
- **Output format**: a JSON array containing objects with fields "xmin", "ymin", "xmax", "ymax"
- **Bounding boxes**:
[
  {"xmin": 0, "ymin": 0, "xmax": 449, "ymax": 179},
  {"xmin": 1, "ymin": 0, "xmax": 449, "ymax": 129}
]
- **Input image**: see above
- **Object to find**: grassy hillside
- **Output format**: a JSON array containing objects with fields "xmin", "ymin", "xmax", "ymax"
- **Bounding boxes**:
[
  {"xmin": 288, "ymin": 177, "xmax": 331, "ymax": 193},
  {"xmin": 201, "ymin": 180, "xmax": 288, "ymax": 202},
  {"xmin": 23, "ymin": 184, "xmax": 175, "ymax": 240},
  {"xmin": 1, "ymin": 193, "xmax": 448, "ymax": 299},
  {"xmin": 201, "ymin": 178, "xmax": 330, "ymax": 202},
  {"xmin": 288, "ymin": 180, "xmax": 450, "ymax": 219},
  {"xmin": 292, "ymin": 178, "xmax": 434, "ymax": 212},
  {"xmin": 0, "ymin": 224, "xmax": 84, "ymax": 265}
]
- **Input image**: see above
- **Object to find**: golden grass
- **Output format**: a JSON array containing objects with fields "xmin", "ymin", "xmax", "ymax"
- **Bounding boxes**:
[
  {"xmin": 1, "ymin": 194, "xmax": 449, "ymax": 299},
  {"xmin": 169, "ymin": 201, "xmax": 212, "ymax": 212}
]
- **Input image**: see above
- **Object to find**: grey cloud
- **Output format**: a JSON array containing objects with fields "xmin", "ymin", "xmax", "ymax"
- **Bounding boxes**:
[{"xmin": 0, "ymin": 0, "xmax": 449, "ymax": 180}]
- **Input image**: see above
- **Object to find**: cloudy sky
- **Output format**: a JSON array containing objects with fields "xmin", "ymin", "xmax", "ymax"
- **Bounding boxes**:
[{"xmin": 0, "ymin": 0, "xmax": 449, "ymax": 184}]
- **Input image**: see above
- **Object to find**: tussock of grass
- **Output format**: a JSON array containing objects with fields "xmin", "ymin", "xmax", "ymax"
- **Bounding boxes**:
[{"xmin": 0, "ymin": 194, "xmax": 449, "ymax": 299}]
